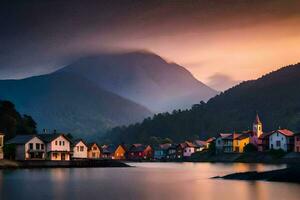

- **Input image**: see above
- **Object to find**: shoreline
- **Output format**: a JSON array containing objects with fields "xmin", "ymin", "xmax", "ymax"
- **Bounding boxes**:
[{"xmin": 0, "ymin": 159, "xmax": 130, "ymax": 169}]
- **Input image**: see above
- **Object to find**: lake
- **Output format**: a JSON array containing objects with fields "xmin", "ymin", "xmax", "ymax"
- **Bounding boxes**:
[{"xmin": 0, "ymin": 162, "xmax": 299, "ymax": 200}]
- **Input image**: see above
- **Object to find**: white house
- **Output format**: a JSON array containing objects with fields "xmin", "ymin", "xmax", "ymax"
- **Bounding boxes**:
[
  {"xmin": 269, "ymin": 129, "xmax": 295, "ymax": 152},
  {"xmin": 72, "ymin": 139, "xmax": 88, "ymax": 159},
  {"xmin": 183, "ymin": 141, "xmax": 196, "ymax": 157},
  {"xmin": 6, "ymin": 135, "xmax": 46, "ymax": 160},
  {"xmin": 0, "ymin": 133, "xmax": 4, "ymax": 159},
  {"xmin": 39, "ymin": 133, "xmax": 71, "ymax": 161}
]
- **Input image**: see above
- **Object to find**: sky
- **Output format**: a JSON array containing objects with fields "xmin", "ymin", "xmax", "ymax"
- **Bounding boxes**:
[{"xmin": 1, "ymin": 0, "xmax": 300, "ymax": 91}]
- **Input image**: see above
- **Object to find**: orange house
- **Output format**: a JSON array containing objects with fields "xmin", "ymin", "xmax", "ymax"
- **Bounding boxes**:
[
  {"xmin": 88, "ymin": 143, "xmax": 101, "ymax": 159},
  {"xmin": 114, "ymin": 144, "xmax": 127, "ymax": 160}
]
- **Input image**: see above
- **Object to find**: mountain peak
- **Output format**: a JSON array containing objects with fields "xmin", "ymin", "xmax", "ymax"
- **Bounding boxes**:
[{"xmin": 59, "ymin": 51, "xmax": 217, "ymax": 112}]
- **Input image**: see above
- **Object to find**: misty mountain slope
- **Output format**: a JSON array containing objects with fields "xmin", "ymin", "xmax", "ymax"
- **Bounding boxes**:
[
  {"xmin": 0, "ymin": 72, "xmax": 152, "ymax": 139},
  {"xmin": 59, "ymin": 51, "xmax": 218, "ymax": 112},
  {"xmin": 105, "ymin": 63, "xmax": 300, "ymax": 144}
]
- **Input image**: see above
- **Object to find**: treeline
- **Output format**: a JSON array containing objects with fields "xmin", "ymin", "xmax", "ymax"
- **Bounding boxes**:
[
  {"xmin": 104, "ymin": 63, "xmax": 300, "ymax": 144},
  {"xmin": 0, "ymin": 100, "xmax": 37, "ymax": 139}
]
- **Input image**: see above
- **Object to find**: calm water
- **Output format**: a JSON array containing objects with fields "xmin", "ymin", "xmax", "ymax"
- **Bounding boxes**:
[{"xmin": 0, "ymin": 162, "xmax": 299, "ymax": 200}]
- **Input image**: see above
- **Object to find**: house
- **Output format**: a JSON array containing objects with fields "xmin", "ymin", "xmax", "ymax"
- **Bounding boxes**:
[
  {"xmin": 233, "ymin": 133, "xmax": 250, "ymax": 153},
  {"xmin": 206, "ymin": 137, "xmax": 216, "ymax": 149},
  {"xmin": 39, "ymin": 133, "xmax": 71, "ymax": 161},
  {"xmin": 154, "ymin": 143, "xmax": 171, "ymax": 160},
  {"xmin": 193, "ymin": 140, "xmax": 208, "ymax": 152},
  {"xmin": 183, "ymin": 141, "xmax": 197, "ymax": 157},
  {"xmin": 127, "ymin": 144, "xmax": 153, "ymax": 160},
  {"xmin": 72, "ymin": 139, "xmax": 88, "ymax": 159},
  {"xmin": 258, "ymin": 132, "xmax": 273, "ymax": 152},
  {"xmin": 215, "ymin": 133, "xmax": 232, "ymax": 153},
  {"xmin": 167, "ymin": 143, "xmax": 184, "ymax": 160},
  {"xmin": 6, "ymin": 135, "xmax": 46, "ymax": 160},
  {"xmin": 114, "ymin": 144, "xmax": 127, "ymax": 160},
  {"xmin": 0, "ymin": 133, "xmax": 4, "ymax": 160},
  {"xmin": 269, "ymin": 129, "xmax": 295, "ymax": 152},
  {"xmin": 101, "ymin": 145, "xmax": 116, "ymax": 159},
  {"xmin": 294, "ymin": 133, "xmax": 300, "ymax": 152},
  {"xmin": 88, "ymin": 143, "xmax": 101, "ymax": 159}
]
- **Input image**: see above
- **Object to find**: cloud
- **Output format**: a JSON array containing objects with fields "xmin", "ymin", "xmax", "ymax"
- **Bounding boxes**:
[
  {"xmin": 0, "ymin": 0, "xmax": 300, "ymax": 81},
  {"xmin": 207, "ymin": 73, "xmax": 241, "ymax": 91}
]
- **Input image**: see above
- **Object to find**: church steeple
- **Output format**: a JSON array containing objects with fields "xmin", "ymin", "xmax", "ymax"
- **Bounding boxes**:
[{"xmin": 253, "ymin": 113, "xmax": 263, "ymax": 137}]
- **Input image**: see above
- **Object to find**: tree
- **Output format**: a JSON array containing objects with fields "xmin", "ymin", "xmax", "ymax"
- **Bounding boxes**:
[
  {"xmin": 0, "ymin": 100, "xmax": 37, "ymax": 139},
  {"xmin": 244, "ymin": 143, "xmax": 258, "ymax": 153}
]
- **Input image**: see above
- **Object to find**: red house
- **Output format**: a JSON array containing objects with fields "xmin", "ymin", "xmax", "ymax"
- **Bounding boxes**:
[
  {"xmin": 127, "ymin": 144, "xmax": 153, "ymax": 160},
  {"xmin": 294, "ymin": 133, "xmax": 300, "ymax": 152}
]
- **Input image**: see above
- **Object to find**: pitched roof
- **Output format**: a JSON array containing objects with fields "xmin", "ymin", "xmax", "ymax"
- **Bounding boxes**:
[
  {"xmin": 219, "ymin": 133, "xmax": 232, "ymax": 139},
  {"xmin": 206, "ymin": 137, "xmax": 216, "ymax": 143},
  {"xmin": 102, "ymin": 144, "xmax": 116, "ymax": 154},
  {"xmin": 129, "ymin": 144, "xmax": 149, "ymax": 152},
  {"xmin": 194, "ymin": 140, "xmax": 207, "ymax": 147},
  {"xmin": 72, "ymin": 139, "xmax": 88, "ymax": 147},
  {"xmin": 259, "ymin": 132, "xmax": 273, "ymax": 139},
  {"xmin": 160, "ymin": 143, "xmax": 172, "ymax": 149},
  {"xmin": 38, "ymin": 133, "xmax": 71, "ymax": 143},
  {"xmin": 88, "ymin": 142, "xmax": 101, "ymax": 150},
  {"xmin": 185, "ymin": 141, "xmax": 197, "ymax": 148},
  {"xmin": 236, "ymin": 134, "xmax": 250, "ymax": 140},
  {"xmin": 277, "ymin": 129, "xmax": 294, "ymax": 137},
  {"xmin": 254, "ymin": 114, "xmax": 262, "ymax": 125},
  {"xmin": 6, "ymin": 135, "xmax": 40, "ymax": 145}
]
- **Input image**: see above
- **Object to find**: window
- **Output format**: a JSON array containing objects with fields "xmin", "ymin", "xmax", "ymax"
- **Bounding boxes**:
[
  {"xmin": 53, "ymin": 153, "xmax": 58, "ymax": 158},
  {"xmin": 92, "ymin": 153, "xmax": 96, "ymax": 157},
  {"xmin": 93, "ymin": 147, "xmax": 97, "ymax": 150},
  {"xmin": 77, "ymin": 146, "xmax": 80, "ymax": 152},
  {"xmin": 55, "ymin": 141, "xmax": 58, "ymax": 145},
  {"xmin": 276, "ymin": 141, "xmax": 281, "ymax": 147},
  {"xmin": 41, "ymin": 144, "xmax": 44, "ymax": 150},
  {"xmin": 36, "ymin": 143, "xmax": 40, "ymax": 150},
  {"xmin": 59, "ymin": 141, "xmax": 62, "ymax": 146},
  {"xmin": 29, "ymin": 143, "xmax": 33, "ymax": 150},
  {"xmin": 62, "ymin": 141, "xmax": 65, "ymax": 146},
  {"xmin": 80, "ymin": 146, "xmax": 84, "ymax": 152}
]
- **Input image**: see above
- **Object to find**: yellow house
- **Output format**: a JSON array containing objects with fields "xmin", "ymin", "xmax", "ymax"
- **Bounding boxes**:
[
  {"xmin": 233, "ymin": 134, "xmax": 250, "ymax": 153},
  {"xmin": 0, "ymin": 133, "xmax": 4, "ymax": 159},
  {"xmin": 114, "ymin": 144, "xmax": 126, "ymax": 160}
]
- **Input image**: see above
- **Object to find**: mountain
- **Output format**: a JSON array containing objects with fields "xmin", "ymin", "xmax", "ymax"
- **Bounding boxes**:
[
  {"xmin": 105, "ymin": 63, "xmax": 300, "ymax": 144},
  {"xmin": 0, "ymin": 72, "xmax": 152, "ymax": 139},
  {"xmin": 59, "ymin": 51, "xmax": 218, "ymax": 112}
]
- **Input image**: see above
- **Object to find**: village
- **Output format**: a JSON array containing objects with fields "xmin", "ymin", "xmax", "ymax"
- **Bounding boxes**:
[{"xmin": 0, "ymin": 114, "xmax": 300, "ymax": 162}]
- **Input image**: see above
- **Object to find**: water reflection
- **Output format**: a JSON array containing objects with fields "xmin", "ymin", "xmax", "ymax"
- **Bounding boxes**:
[{"xmin": 0, "ymin": 163, "xmax": 299, "ymax": 200}]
